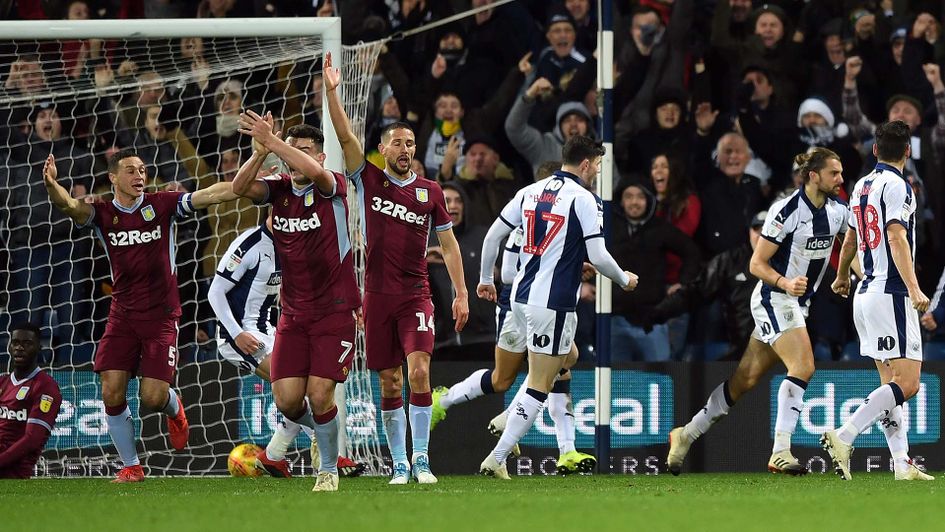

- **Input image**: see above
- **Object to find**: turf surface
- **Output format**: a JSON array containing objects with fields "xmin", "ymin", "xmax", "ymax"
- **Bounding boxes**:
[{"xmin": 1, "ymin": 473, "xmax": 941, "ymax": 531}]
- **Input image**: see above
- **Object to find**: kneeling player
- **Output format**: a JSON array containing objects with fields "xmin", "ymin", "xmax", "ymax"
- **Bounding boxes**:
[
  {"xmin": 234, "ymin": 112, "xmax": 360, "ymax": 491},
  {"xmin": 209, "ymin": 217, "xmax": 364, "ymax": 478},
  {"xmin": 667, "ymin": 148, "xmax": 847, "ymax": 475}
]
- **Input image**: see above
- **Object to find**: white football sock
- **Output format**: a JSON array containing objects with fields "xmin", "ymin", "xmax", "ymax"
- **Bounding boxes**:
[{"xmin": 684, "ymin": 381, "xmax": 733, "ymax": 442}]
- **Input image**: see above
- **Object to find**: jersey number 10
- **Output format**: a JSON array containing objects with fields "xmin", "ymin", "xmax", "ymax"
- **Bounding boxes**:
[{"xmin": 852, "ymin": 205, "xmax": 881, "ymax": 251}]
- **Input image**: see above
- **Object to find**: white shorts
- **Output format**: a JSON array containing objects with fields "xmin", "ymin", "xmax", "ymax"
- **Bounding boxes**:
[
  {"xmin": 853, "ymin": 291, "xmax": 923, "ymax": 361},
  {"xmin": 504, "ymin": 302, "xmax": 577, "ymax": 356},
  {"xmin": 495, "ymin": 303, "xmax": 523, "ymax": 353},
  {"xmin": 749, "ymin": 283, "xmax": 808, "ymax": 345},
  {"xmin": 218, "ymin": 330, "xmax": 274, "ymax": 373}
]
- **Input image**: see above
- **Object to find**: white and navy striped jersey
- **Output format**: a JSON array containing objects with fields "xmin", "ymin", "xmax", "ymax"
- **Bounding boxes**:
[
  {"xmin": 759, "ymin": 188, "xmax": 849, "ymax": 306},
  {"xmin": 212, "ymin": 224, "xmax": 280, "ymax": 341},
  {"xmin": 499, "ymin": 171, "xmax": 603, "ymax": 311},
  {"xmin": 848, "ymin": 163, "xmax": 916, "ymax": 295}
]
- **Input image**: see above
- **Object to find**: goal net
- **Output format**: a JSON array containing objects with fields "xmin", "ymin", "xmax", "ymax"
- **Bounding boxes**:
[{"xmin": 0, "ymin": 18, "xmax": 388, "ymax": 476}]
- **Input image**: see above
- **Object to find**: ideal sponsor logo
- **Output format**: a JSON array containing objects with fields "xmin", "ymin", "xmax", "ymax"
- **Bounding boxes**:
[
  {"xmin": 370, "ymin": 197, "xmax": 427, "ymax": 225},
  {"xmin": 0, "ymin": 405, "xmax": 27, "ymax": 420},
  {"xmin": 805, "ymin": 236, "xmax": 834, "ymax": 250},
  {"xmin": 512, "ymin": 370, "xmax": 673, "ymax": 448},
  {"xmin": 107, "ymin": 226, "xmax": 161, "ymax": 247},
  {"xmin": 770, "ymin": 370, "xmax": 941, "ymax": 447},
  {"xmin": 273, "ymin": 213, "xmax": 321, "ymax": 233}
]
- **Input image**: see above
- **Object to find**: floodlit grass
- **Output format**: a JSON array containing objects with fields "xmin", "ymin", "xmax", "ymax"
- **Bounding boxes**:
[{"xmin": 1, "ymin": 473, "xmax": 941, "ymax": 531}]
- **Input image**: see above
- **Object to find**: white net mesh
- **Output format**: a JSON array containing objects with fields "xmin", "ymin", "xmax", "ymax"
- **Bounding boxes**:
[{"xmin": 0, "ymin": 22, "xmax": 386, "ymax": 476}]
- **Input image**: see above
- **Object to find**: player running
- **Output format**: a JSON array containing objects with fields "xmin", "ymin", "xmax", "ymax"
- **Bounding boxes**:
[
  {"xmin": 667, "ymin": 147, "xmax": 848, "ymax": 476},
  {"xmin": 476, "ymin": 136, "xmax": 637, "ymax": 479},
  {"xmin": 823, "ymin": 120, "xmax": 934, "ymax": 481},
  {"xmin": 44, "ymin": 150, "xmax": 239, "ymax": 483},
  {"xmin": 208, "ymin": 217, "xmax": 365, "ymax": 479},
  {"xmin": 432, "ymin": 226, "xmax": 596, "ymax": 474},
  {"xmin": 0, "ymin": 323, "xmax": 62, "ymax": 478},
  {"xmin": 325, "ymin": 51, "xmax": 469, "ymax": 485}
]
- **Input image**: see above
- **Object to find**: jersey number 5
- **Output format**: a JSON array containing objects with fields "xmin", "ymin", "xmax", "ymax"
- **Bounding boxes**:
[
  {"xmin": 523, "ymin": 210, "xmax": 565, "ymax": 256},
  {"xmin": 852, "ymin": 205, "xmax": 881, "ymax": 250}
]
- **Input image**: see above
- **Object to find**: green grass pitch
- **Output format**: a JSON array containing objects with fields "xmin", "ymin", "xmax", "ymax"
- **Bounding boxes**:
[{"xmin": 1, "ymin": 473, "xmax": 941, "ymax": 531}]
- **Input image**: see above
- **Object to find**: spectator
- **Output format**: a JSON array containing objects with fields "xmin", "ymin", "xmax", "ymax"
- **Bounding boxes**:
[
  {"xmin": 119, "ymin": 104, "xmax": 191, "ymax": 186},
  {"xmin": 562, "ymin": 0, "xmax": 596, "ymax": 55},
  {"xmin": 610, "ymin": 181, "xmax": 700, "ymax": 361},
  {"xmin": 190, "ymin": 78, "xmax": 252, "ymax": 171},
  {"xmin": 428, "ymin": 181, "xmax": 494, "ymax": 359},
  {"xmin": 505, "ymin": 80, "xmax": 594, "ymax": 174},
  {"xmin": 621, "ymin": 89, "xmax": 692, "ymax": 175},
  {"xmin": 437, "ymin": 135, "xmax": 520, "ymax": 229},
  {"xmin": 697, "ymin": 132, "xmax": 764, "ymax": 257}
]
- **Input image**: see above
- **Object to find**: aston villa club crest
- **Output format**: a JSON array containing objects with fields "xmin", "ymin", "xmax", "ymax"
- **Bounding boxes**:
[
  {"xmin": 16, "ymin": 386, "xmax": 29, "ymax": 401},
  {"xmin": 113, "ymin": 215, "xmax": 119, "ymax": 225},
  {"xmin": 304, "ymin": 190, "xmax": 315, "ymax": 207},
  {"xmin": 142, "ymin": 205, "xmax": 156, "ymax": 221},
  {"xmin": 284, "ymin": 198, "xmax": 289, "ymax": 206},
  {"xmin": 416, "ymin": 188, "xmax": 429, "ymax": 203}
]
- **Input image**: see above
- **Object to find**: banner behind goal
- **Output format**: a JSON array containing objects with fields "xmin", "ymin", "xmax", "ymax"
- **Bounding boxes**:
[{"xmin": 0, "ymin": 18, "xmax": 387, "ymax": 476}]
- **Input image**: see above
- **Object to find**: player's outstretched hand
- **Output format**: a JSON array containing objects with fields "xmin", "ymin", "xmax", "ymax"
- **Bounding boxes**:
[
  {"xmin": 831, "ymin": 275, "xmax": 851, "ymax": 298},
  {"xmin": 42, "ymin": 154, "xmax": 58, "ymax": 187},
  {"xmin": 910, "ymin": 287, "xmax": 931, "ymax": 313},
  {"xmin": 324, "ymin": 51, "xmax": 341, "ymax": 92},
  {"xmin": 921, "ymin": 312, "xmax": 938, "ymax": 331},
  {"xmin": 622, "ymin": 271, "xmax": 639, "ymax": 292},
  {"xmin": 477, "ymin": 283, "xmax": 497, "ymax": 302},
  {"xmin": 452, "ymin": 294, "xmax": 469, "ymax": 332},
  {"xmin": 782, "ymin": 275, "xmax": 808, "ymax": 297},
  {"xmin": 234, "ymin": 331, "xmax": 262, "ymax": 355}
]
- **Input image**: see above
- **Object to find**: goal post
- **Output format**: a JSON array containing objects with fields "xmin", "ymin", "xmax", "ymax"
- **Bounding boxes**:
[{"xmin": 0, "ymin": 17, "xmax": 386, "ymax": 476}]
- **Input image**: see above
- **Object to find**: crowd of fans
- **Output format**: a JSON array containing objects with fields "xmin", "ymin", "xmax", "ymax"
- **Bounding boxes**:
[{"xmin": 2, "ymin": 0, "xmax": 945, "ymax": 365}]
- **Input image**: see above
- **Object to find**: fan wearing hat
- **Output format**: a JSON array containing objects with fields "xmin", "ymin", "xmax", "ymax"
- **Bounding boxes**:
[
  {"xmin": 535, "ymin": 7, "xmax": 588, "ymax": 91},
  {"xmin": 842, "ymin": 49, "xmax": 945, "ymax": 257},
  {"xmin": 619, "ymin": 89, "xmax": 692, "ymax": 175}
]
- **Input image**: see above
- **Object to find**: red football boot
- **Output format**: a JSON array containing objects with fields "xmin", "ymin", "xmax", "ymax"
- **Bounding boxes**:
[
  {"xmin": 255, "ymin": 450, "xmax": 292, "ymax": 478},
  {"xmin": 112, "ymin": 464, "xmax": 145, "ymax": 483},
  {"xmin": 167, "ymin": 395, "xmax": 189, "ymax": 451}
]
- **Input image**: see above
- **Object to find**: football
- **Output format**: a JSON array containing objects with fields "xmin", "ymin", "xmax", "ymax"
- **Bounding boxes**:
[{"xmin": 227, "ymin": 443, "xmax": 263, "ymax": 477}]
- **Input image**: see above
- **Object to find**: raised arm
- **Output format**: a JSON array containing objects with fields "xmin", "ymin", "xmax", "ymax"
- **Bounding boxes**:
[
  {"xmin": 323, "ymin": 51, "xmax": 365, "ymax": 175},
  {"xmin": 43, "ymin": 154, "xmax": 93, "ymax": 226},
  {"xmin": 231, "ymin": 150, "xmax": 271, "ymax": 203},
  {"xmin": 238, "ymin": 110, "xmax": 335, "ymax": 195}
]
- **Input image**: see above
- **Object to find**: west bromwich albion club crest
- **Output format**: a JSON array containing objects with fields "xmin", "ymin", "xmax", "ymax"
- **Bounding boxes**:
[
  {"xmin": 16, "ymin": 386, "xmax": 29, "ymax": 400},
  {"xmin": 40, "ymin": 394, "xmax": 53, "ymax": 413},
  {"xmin": 142, "ymin": 205, "xmax": 156, "ymax": 221},
  {"xmin": 416, "ymin": 188, "xmax": 429, "ymax": 203},
  {"xmin": 305, "ymin": 190, "xmax": 315, "ymax": 207}
]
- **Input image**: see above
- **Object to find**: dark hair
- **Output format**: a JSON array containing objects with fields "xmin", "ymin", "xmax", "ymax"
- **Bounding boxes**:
[
  {"xmin": 535, "ymin": 160, "xmax": 561, "ymax": 181},
  {"xmin": 285, "ymin": 124, "xmax": 325, "ymax": 149},
  {"xmin": 650, "ymin": 153, "xmax": 692, "ymax": 219},
  {"xmin": 793, "ymin": 147, "xmax": 840, "ymax": 183},
  {"xmin": 107, "ymin": 148, "xmax": 142, "ymax": 174},
  {"xmin": 875, "ymin": 120, "xmax": 911, "ymax": 162},
  {"xmin": 631, "ymin": 5, "xmax": 660, "ymax": 20},
  {"xmin": 10, "ymin": 322, "xmax": 41, "ymax": 341},
  {"xmin": 561, "ymin": 136, "xmax": 605, "ymax": 166},
  {"xmin": 380, "ymin": 121, "xmax": 415, "ymax": 143}
]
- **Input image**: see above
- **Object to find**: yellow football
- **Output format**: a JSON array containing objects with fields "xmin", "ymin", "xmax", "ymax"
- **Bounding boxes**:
[{"xmin": 228, "ymin": 443, "xmax": 264, "ymax": 477}]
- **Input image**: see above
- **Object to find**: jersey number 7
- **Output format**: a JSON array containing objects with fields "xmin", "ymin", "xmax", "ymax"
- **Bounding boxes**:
[{"xmin": 523, "ymin": 209, "xmax": 565, "ymax": 256}]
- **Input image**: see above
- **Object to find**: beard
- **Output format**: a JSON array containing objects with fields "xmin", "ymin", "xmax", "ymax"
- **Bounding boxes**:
[{"xmin": 216, "ymin": 113, "xmax": 239, "ymax": 137}]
